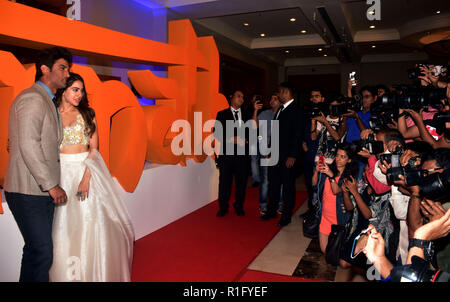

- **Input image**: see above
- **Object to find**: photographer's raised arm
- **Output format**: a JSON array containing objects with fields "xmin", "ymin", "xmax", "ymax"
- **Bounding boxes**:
[
  {"xmin": 397, "ymin": 109, "xmax": 420, "ymax": 139},
  {"xmin": 407, "ymin": 188, "xmax": 423, "ymax": 239},
  {"xmin": 405, "ymin": 109, "xmax": 439, "ymax": 147},
  {"xmin": 338, "ymin": 116, "xmax": 348, "ymax": 139},
  {"xmin": 310, "ymin": 119, "xmax": 318, "ymax": 141},
  {"xmin": 346, "ymin": 177, "xmax": 372, "ymax": 219}
]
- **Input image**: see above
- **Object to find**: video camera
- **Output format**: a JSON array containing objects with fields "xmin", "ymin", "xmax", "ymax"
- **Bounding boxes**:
[
  {"xmin": 350, "ymin": 133, "xmax": 384, "ymax": 155},
  {"xmin": 390, "ymin": 256, "xmax": 450, "ymax": 282}
]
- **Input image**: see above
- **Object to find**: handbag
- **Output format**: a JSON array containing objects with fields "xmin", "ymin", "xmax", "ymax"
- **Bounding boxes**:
[
  {"xmin": 325, "ymin": 224, "xmax": 348, "ymax": 266},
  {"xmin": 302, "ymin": 190, "xmax": 321, "ymax": 239}
]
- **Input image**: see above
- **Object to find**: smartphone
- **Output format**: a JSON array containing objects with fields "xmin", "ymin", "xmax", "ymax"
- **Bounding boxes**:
[
  {"xmin": 349, "ymin": 71, "xmax": 356, "ymax": 86},
  {"xmin": 350, "ymin": 227, "xmax": 371, "ymax": 259},
  {"xmin": 319, "ymin": 155, "xmax": 325, "ymax": 166}
]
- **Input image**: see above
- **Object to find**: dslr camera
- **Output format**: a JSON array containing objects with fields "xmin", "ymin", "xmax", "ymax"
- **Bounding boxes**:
[
  {"xmin": 350, "ymin": 133, "xmax": 384, "ymax": 155},
  {"xmin": 419, "ymin": 168, "xmax": 450, "ymax": 203},
  {"xmin": 305, "ymin": 101, "xmax": 329, "ymax": 118},
  {"xmin": 385, "ymin": 147, "xmax": 423, "ymax": 186},
  {"xmin": 390, "ymin": 256, "xmax": 450, "ymax": 282},
  {"xmin": 378, "ymin": 85, "xmax": 447, "ymax": 113}
]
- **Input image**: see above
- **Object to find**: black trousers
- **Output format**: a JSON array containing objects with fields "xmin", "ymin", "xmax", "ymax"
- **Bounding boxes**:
[
  {"xmin": 267, "ymin": 159, "xmax": 297, "ymax": 220},
  {"xmin": 5, "ymin": 191, "xmax": 54, "ymax": 282},
  {"xmin": 218, "ymin": 155, "xmax": 249, "ymax": 211}
]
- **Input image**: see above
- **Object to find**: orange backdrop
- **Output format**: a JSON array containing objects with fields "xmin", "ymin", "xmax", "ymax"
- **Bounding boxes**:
[{"xmin": 0, "ymin": 1, "xmax": 229, "ymax": 213}]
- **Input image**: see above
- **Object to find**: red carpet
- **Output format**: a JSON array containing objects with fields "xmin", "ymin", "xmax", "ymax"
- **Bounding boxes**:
[
  {"xmin": 237, "ymin": 270, "xmax": 325, "ymax": 282},
  {"xmin": 131, "ymin": 188, "xmax": 308, "ymax": 282}
]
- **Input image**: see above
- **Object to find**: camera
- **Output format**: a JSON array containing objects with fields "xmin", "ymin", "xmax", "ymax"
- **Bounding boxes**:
[
  {"xmin": 408, "ymin": 64, "xmax": 448, "ymax": 80},
  {"xmin": 390, "ymin": 256, "xmax": 450, "ymax": 282},
  {"xmin": 350, "ymin": 133, "xmax": 385, "ymax": 155},
  {"xmin": 419, "ymin": 168, "xmax": 450, "ymax": 202},
  {"xmin": 407, "ymin": 64, "xmax": 427, "ymax": 80},
  {"xmin": 305, "ymin": 101, "xmax": 329, "ymax": 118},
  {"xmin": 331, "ymin": 103, "xmax": 348, "ymax": 116},
  {"xmin": 329, "ymin": 96, "xmax": 362, "ymax": 117},
  {"xmin": 432, "ymin": 111, "xmax": 450, "ymax": 135},
  {"xmin": 374, "ymin": 85, "xmax": 447, "ymax": 113},
  {"xmin": 379, "ymin": 146, "xmax": 403, "ymax": 165},
  {"xmin": 385, "ymin": 148, "xmax": 423, "ymax": 185},
  {"xmin": 368, "ymin": 110, "xmax": 396, "ymax": 131}
]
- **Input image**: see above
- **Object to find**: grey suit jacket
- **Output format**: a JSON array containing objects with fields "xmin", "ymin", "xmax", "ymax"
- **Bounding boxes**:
[{"xmin": 4, "ymin": 83, "xmax": 63, "ymax": 196}]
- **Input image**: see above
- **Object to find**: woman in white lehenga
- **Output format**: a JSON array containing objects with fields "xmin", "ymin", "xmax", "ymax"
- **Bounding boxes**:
[{"xmin": 49, "ymin": 73, "xmax": 135, "ymax": 282}]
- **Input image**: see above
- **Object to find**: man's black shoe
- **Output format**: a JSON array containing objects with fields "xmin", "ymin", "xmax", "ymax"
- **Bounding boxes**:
[
  {"xmin": 260, "ymin": 213, "xmax": 277, "ymax": 221},
  {"xmin": 235, "ymin": 209, "xmax": 245, "ymax": 216},
  {"xmin": 233, "ymin": 203, "xmax": 245, "ymax": 216},
  {"xmin": 277, "ymin": 218, "xmax": 291, "ymax": 227},
  {"xmin": 216, "ymin": 209, "xmax": 228, "ymax": 217}
]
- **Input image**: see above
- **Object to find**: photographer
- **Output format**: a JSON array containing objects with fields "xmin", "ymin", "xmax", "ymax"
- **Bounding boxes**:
[
  {"xmin": 362, "ymin": 208, "xmax": 450, "ymax": 282},
  {"xmin": 342, "ymin": 86, "xmax": 376, "ymax": 144},
  {"xmin": 338, "ymin": 164, "xmax": 378, "ymax": 279},
  {"xmin": 405, "ymin": 108, "xmax": 450, "ymax": 149},
  {"xmin": 355, "ymin": 128, "xmax": 403, "ymax": 263},
  {"xmin": 311, "ymin": 97, "xmax": 347, "ymax": 165},
  {"xmin": 395, "ymin": 64, "xmax": 447, "ymax": 142},
  {"xmin": 311, "ymin": 143, "xmax": 358, "ymax": 254},
  {"xmin": 302, "ymin": 87, "xmax": 326, "ymax": 216},
  {"xmin": 418, "ymin": 64, "xmax": 450, "ymax": 100},
  {"xmin": 377, "ymin": 141, "xmax": 434, "ymax": 264}
]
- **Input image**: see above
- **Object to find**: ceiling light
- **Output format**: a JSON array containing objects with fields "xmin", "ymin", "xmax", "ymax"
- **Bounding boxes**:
[
  {"xmin": 369, "ymin": 10, "xmax": 375, "ymax": 15},
  {"xmin": 300, "ymin": 30, "xmax": 307, "ymax": 34},
  {"xmin": 260, "ymin": 33, "xmax": 266, "ymax": 37},
  {"xmin": 285, "ymin": 50, "xmax": 290, "ymax": 53},
  {"xmin": 243, "ymin": 23, "xmax": 249, "ymax": 26},
  {"xmin": 369, "ymin": 25, "xmax": 376, "ymax": 29},
  {"xmin": 371, "ymin": 45, "xmax": 376, "ymax": 48},
  {"xmin": 318, "ymin": 48, "xmax": 323, "ymax": 51},
  {"xmin": 290, "ymin": 18, "xmax": 296, "ymax": 22},
  {"xmin": 323, "ymin": 54, "xmax": 328, "ymax": 57},
  {"xmin": 436, "ymin": 10, "xmax": 441, "ymax": 14}
]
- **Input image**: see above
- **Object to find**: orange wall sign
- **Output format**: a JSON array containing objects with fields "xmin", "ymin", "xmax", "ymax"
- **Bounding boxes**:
[{"xmin": 0, "ymin": 0, "xmax": 228, "ymax": 212}]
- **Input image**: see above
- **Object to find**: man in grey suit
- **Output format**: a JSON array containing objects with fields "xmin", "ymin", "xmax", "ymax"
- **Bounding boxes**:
[{"xmin": 4, "ymin": 47, "xmax": 72, "ymax": 282}]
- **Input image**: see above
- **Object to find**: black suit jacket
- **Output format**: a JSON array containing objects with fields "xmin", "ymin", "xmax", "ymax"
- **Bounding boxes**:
[
  {"xmin": 213, "ymin": 107, "xmax": 254, "ymax": 157},
  {"xmin": 273, "ymin": 100, "xmax": 305, "ymax": 162}
]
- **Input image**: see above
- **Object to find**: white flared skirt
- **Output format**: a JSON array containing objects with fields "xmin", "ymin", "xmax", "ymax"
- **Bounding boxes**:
[{"xmin": 49, "ymin": 151, "xmax": 134, "ymax": 282}]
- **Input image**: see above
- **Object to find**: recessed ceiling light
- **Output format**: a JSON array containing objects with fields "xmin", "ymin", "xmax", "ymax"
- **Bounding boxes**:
[
  {"xmin": 369, "ymin": 25, "xmax": 376, "ymax": 29},
  {"xmin": 290, "ymin": 18, "xmax": 296, "ymax": 22},
  {"xmin": 436, "ymin": 10, "xmax": 441, "ymax": 14},
  {"xmin": 318, "ymin": 48, "xmax": 323, "ymax": 51},
  {"xmin": 300, "ymin": 30, "xmax": 307, "ymax": 34},
  {"xmin": 260, "ymin": 33, "xmax": 266, "ymax": 37},
  {"xmin": 285, "ymin": 50, "xmax": 290, "ymax": 53},
  {"xmin": 243, "ymin": 23, "xmax": 249, "ymax": 26},
  {"xmin": 323, "ymin": 54, "xmax": 328, "ymax": 57},
  {"xmin": 371, "ymin": 45, "xmax": 376, "ymax": 48},
  {"xmin": 369, "ymin": 10, "xmax": 375, "ymax": 15}
]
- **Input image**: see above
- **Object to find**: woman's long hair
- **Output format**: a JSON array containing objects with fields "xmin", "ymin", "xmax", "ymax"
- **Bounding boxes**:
[
  {"xmin": 56, "ymin": 73, "xmax": 96, "ymax": 137},
  {"xmin": 328, "ymin": 143, "xmax": 359, "ymax": 180}
]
